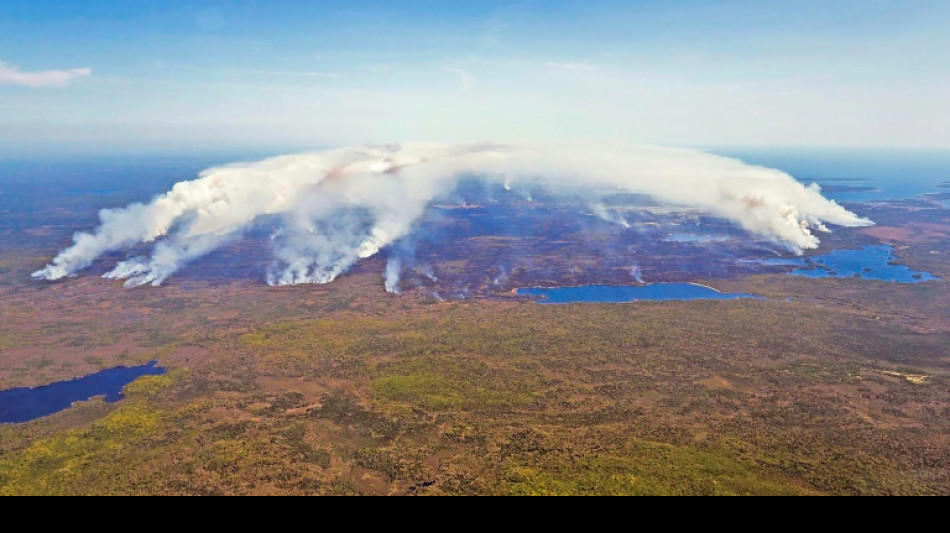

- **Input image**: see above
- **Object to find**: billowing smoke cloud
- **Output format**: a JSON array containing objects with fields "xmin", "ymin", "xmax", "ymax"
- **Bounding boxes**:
[{"xmin": 33, "ymin": 142, "xmax": 873, "ymax": 288}]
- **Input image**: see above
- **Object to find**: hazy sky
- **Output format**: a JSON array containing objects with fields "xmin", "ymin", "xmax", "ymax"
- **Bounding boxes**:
[{"xmin": 1, "ymin": 0, "xmax": 948, "ymax": 155}]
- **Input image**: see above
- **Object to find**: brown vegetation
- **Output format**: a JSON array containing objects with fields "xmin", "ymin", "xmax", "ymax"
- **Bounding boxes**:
[{"xmin": 0, "ymin": 202, "xmax": 948, "ymax": 495}]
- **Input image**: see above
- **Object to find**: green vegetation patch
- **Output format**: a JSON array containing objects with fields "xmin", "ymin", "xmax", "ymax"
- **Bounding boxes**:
[
  {"xmin": 501, "ymin": 441, "xmax": 819, "ymax": 496},
  {"xmin": 0, "ymin": 372, "xmax": 181, "ymax": 496},
  {"xmin": 372, "ymin": 356, "xmax": 540, "ymax": 411},
  {"xmin": 0, "ymin": 406, "xmax": 164, "ymax": 495},
  {"xmin": 0, "ymin": 331, "xmax": 19, "ymax": 351}
]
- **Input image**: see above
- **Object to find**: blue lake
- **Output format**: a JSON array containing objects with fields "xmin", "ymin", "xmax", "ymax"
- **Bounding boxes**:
[
  {"xmin": 518, "ymin": 283, "xmax": 760, "ymax": 304},
  {"xmin": 757, "ymin": 245, "xmax": 938, "ymax": 283},
  {"xmin": 0, "ymin": 361, "xmax": 167, "ymax": 424}
]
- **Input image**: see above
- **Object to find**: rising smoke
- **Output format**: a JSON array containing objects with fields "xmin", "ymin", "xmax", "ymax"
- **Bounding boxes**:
[
  {"xmin": 33, "ymin": 142, "xmax": 873, "ymax": 289},
  {"xmin": 384, "ymin": 257, "xmax": 403, "ymax": 294}
]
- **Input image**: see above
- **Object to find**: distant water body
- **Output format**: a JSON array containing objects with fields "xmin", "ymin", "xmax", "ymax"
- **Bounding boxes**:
[
  {"xmin": 0, "ymin": 362, "xmax": 167, "ymax": 424},
  {"xmin": 518, "ymin": 283, "xmax": 759, "ymax": 304},
  {"xmin": 753, "ymin": 245, "xmax": 938, "ymax": 283},
  {"xmin": 3, "ymin": 149, "xmax": 947, "ymax": 206},
  {"xmin": 719, "ymin": 149, "xmax": 950, "ymax": 204}
]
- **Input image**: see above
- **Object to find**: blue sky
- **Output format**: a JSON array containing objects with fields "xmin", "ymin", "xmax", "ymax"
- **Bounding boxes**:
[{"xmin": 1, "ymin": 0, "xmax": 948, "ymax": 155}]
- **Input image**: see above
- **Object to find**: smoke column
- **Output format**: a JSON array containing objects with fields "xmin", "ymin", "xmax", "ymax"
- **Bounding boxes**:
[
  {"xmin": 384, "ymin": 257, "xmax": 402, "ymax": 294},
  {"xmin": 33, "ymin": 142, "xmax": 873, "ymax": 288},
  {"xmin": 592, "ymin": 203, "xmax": 632, "ymax": 229}
]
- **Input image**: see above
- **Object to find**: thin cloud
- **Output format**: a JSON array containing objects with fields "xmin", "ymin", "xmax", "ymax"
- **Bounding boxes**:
[
  {"xmin": 253, "ymin": 70, "xmax": 344, "ymax": 80},
  {"xmin": 545, "ymin": 61, "xmax": 600, "ymax": 72},
  {"xmin": 442, "ymin": 67, "xmax": 475, "ymax": 89},
  {"xmin": 153, "ymin": 62, "xmax": 344, "ymax": 80},
  {"xmin": 0, "ymin": 61, "xmax": 92, "ymax": 88}
]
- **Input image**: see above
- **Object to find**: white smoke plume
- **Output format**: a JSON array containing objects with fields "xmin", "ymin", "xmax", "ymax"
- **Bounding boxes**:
[
  {"xmin": 384, "ymin": 257, "xmax": 403, "ymax": 294},
  {"xmin": 592, "ymin": 203, "xmax": 632, "ymax": 229},
  {"xmin": 631, "ymin": 265, "xmax": 645, "ymax": 284},
  {"xmin": 422, "ymin": 265, "xmax": 439, "ymax": 283},
  {"xmin": 33, "ymin": 142, "xmax": 873, "ymax": 288}
]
